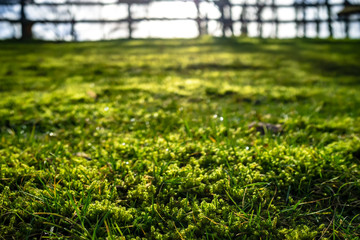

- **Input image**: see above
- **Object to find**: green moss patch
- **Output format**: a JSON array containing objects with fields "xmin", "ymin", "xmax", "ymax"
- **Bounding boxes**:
[{"xmin": 1, "ymin": 38, "xmax": 360, "ymax": 239}]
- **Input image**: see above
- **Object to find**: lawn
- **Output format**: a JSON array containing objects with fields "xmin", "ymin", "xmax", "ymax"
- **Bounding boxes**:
[{"xmin": 0, "ymin": 37, "xmax": 359, "ymax": 239}]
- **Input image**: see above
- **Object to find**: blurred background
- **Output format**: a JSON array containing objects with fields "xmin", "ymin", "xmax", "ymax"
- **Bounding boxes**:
[{"xmin": 0, "ymin": 0, "xmax": 359, "ymax": 41}]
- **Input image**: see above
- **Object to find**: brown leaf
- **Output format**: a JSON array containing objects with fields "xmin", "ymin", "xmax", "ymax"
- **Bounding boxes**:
[
  {"xmin": 75, "ymin": 152, "xmax": 92, "ymax": 160},
  {"xmin": 248, "ymin": 122, "xmax": 283, "ymax": 135},
  {"xmin": 87, "ymin": 90, "xmax": 97, "ymax": 100}
]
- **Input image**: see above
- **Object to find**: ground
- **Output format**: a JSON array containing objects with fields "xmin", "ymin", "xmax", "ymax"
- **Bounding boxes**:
[{"xmin": 0, "ymin": 37, "xmax": 359, "ymax": 239}]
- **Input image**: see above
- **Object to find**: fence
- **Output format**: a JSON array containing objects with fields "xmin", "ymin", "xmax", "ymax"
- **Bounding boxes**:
[{"xmin": 0, "ymin": 0, "xmax": 359, "ymax": 40}]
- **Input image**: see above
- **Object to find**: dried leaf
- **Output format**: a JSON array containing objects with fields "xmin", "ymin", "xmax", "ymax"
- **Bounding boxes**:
[
  {"xmin": 75, "ymin": 152, "xmax": 92, "ymax": 160},
  {"xmin": 248, "ymin": 122, "xmax": 283, "ymax": 135}
]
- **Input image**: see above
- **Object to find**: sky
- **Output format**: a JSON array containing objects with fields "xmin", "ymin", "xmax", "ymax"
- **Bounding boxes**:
[{"xmin": 0, "ymin": 0, "xmax": 359, "ymax": 40}]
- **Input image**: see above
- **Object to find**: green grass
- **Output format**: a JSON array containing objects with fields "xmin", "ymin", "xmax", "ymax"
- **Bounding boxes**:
[{"xmin": 0, "ymin": 37, "xmax": 360, "ymax": 239}]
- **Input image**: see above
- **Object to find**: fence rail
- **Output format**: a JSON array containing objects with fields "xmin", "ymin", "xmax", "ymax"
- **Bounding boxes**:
[{"xmin": 0, "ymin": 0, "xmax": 359, "ymax": 40}]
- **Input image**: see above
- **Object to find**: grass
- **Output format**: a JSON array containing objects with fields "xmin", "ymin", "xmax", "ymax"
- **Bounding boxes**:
[{"xmin": 0, "ymin": 37, "xmax": 359, "ymax": 239}]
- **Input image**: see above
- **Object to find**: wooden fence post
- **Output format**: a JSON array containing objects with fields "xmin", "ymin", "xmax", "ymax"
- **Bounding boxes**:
[
  {"xmin": 205, "ymin": 14, "xmax": 209, "ymax": 35},
  {"xmin": 295, "ymin": 1, "xmax": 300, "ymax": 37},
  {"xmin": 20, "ymin": 0, "xmax": 33, "ymax": 40},
  {"xmin": 316, "ymin": 0, "xmax": 320, "ymax": 37},
  {"xmin": 71, "ymin": 18, "xmax": 77, "ymax": 41},
  {"xmin": 194, "ymin": 0, "xmax": 202, "ymax": 37},
  {"xmin": 240, "ymin": 0, "xmax": 248, "ymax": 36},
  {"xmin": 256, "ymin": 0, "xmax": 264, "ymax": 38},
  {"xmin": 272, "ymin": 0, "xmax": 278, "ymax": 38},
  {"xmin": 343, "ymin": 0, "xmax": 350, "ymax": 38},
  {"xmin": 218, "ymin": 1, "xmax": 226, "ymax": 37},
  {"xmin": 302, "ymin": 0, "xmax": 306, "ymax": 37},
  {"xmin": 127, "ymin": 3, "xmax": 133, "ymax": 39},
  {"xmin": 325, "ymin": 0, "xmax": 333, "ymax": 37},
  {"xmin": 228, "ymin": 1, "xmax": 233, "ymax": 36}
]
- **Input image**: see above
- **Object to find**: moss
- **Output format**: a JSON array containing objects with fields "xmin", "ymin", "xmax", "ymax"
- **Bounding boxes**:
[{"xmin": 0, "ymin": 38, "xmax": 359, "ymax": 239}]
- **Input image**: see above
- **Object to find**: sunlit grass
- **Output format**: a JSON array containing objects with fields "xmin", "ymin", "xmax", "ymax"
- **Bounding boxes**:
[{"xmin": 0, "ymin": 37, "xmax": 360, "ymax": 239}]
